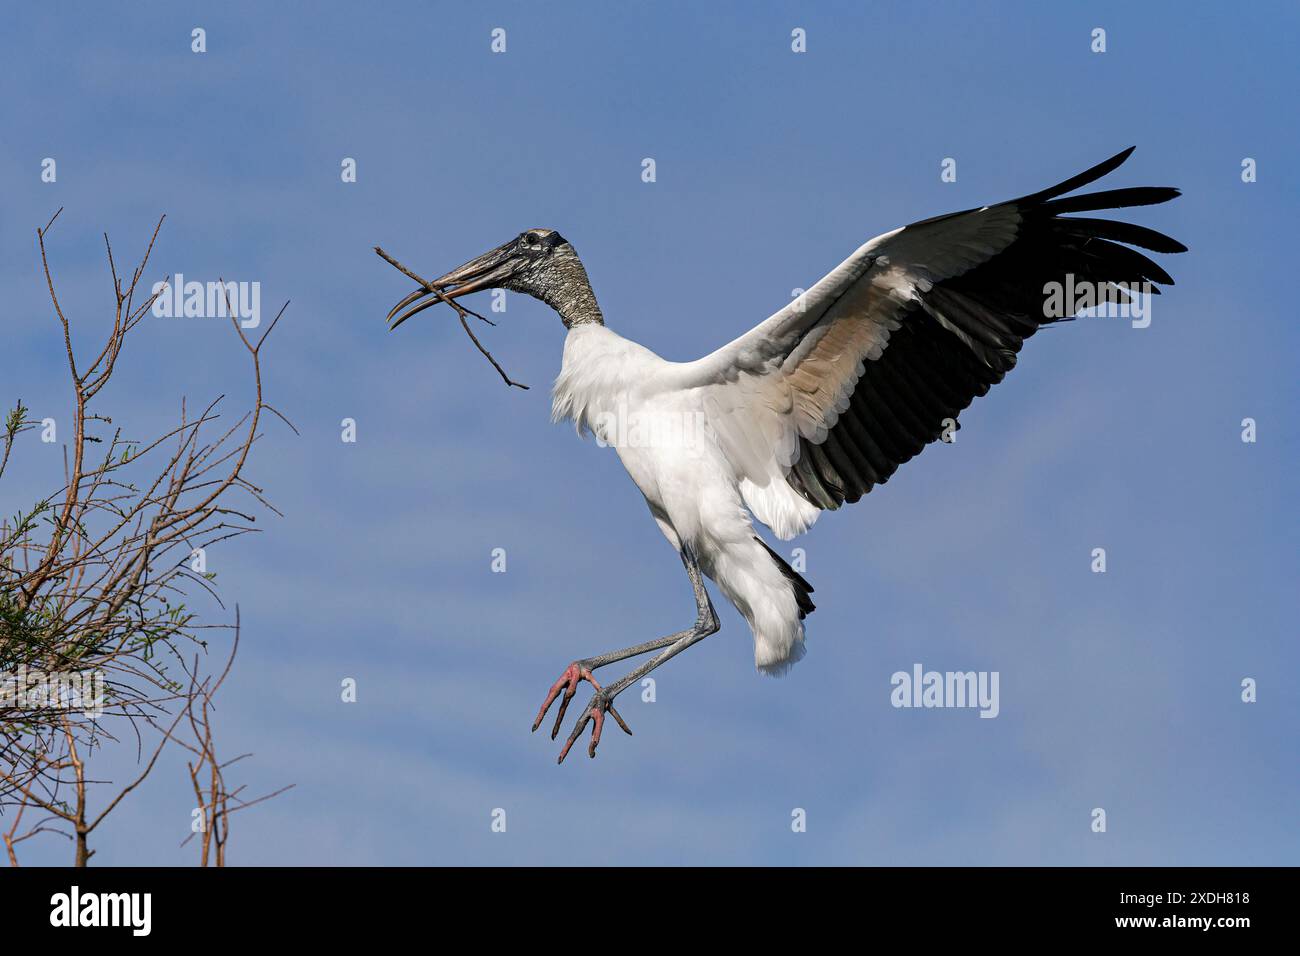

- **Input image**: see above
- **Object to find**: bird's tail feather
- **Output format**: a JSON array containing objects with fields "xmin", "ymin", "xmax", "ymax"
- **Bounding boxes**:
[
  {"xmin": 754, "ymin": 537, "xmax": 816, "ymax": 619},
  {"xmin": 703, "ymin": 536, "xmax": 814, "ymax": 676}
]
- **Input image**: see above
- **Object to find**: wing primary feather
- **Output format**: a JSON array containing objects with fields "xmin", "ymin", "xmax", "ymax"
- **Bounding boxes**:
[
  {"xmin": 1079, "ymin": 238, "xmax": 1176, "ymax": 287},
  {"xmin": 1054, "ymin": 217, "xmax": 1187, "ymax": 253},
  {"xmin": 1015, "ymin": 147, "xmax": 1137, "ymax": 204},
  {"xmin": 1043, "ymin": 186, "xmax": 1181, "ymax": 214}
]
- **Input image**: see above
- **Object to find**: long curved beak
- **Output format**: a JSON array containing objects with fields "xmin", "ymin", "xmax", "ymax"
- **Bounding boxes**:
[{"xmin": 386, "ymin": 242, "xmax": 519, "ymax": 330}]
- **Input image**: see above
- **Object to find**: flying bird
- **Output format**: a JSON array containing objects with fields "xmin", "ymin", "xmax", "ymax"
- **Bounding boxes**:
[{"xmin": 383, "ymin": 147, "xmax": 1184, "ymax": 762}]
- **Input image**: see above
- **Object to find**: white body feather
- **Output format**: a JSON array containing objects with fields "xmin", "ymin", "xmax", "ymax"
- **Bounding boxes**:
[{"xmin": 552, "ymin": 324, "xmax": 813, "ymax": 673}]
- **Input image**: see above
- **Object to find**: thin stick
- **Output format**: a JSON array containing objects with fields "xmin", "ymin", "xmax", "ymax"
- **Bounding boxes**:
[
  {"xmin": 373, "ymin": 246, "xmax": 528, "ymax": 390},
  {"xmin": 373, "ymin": 246, "xmax": 495, "ymax": 326}
]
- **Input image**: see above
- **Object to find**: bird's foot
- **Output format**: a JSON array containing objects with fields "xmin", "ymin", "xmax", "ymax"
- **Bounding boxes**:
[
  {"xmin": 531, "ymin": 661, "xmax": 599, "ymax": 739},
  {"xmin": 532, "ymin": 661, "xmax": 633, "ymax": 760},
  {"xmin": 556, "ymin": 688, "xmax": 632, "ymax": 763}
]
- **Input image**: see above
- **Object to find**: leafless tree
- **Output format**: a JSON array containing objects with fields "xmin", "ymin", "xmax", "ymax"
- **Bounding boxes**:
[{"xmin": 1, "ymin": 210, "xmax": 292, "ymax": 865}]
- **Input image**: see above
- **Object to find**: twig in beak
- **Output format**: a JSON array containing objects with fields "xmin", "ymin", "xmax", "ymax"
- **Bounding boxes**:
[{"xmin": 374, "ymin": 245, "xmax": 528, "ymax": 390}]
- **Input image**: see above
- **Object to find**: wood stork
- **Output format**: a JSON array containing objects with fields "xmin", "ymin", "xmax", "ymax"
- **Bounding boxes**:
[{"xmin": 384, "ymin": 147, "xmax": 1184, "ymax": 762}]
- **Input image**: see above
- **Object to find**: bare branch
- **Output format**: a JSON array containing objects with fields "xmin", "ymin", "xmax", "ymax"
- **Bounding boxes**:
[{"xmin": 2, "ymin": 213, "xmax": 292, "ymax": 865}]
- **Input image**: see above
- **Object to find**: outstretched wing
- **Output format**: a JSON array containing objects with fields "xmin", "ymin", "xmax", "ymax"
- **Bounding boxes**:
[{"xmin": 673, "ymin": 147, "xmax": 1185, "ymax": 539}]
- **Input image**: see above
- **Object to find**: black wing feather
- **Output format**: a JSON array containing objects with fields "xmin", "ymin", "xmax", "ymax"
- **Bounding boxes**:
[{"xmin": 786, "ymin": 148, "xmax": 1184, "ymax": 510}]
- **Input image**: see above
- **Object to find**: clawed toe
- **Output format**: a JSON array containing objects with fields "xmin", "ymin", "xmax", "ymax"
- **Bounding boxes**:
[
  {"xmin": 533, "ymin": 663, "xmax": 633, "ymax": 762},
  {"xmin": 556, "ymin": 690, "xmax": 633, "ymax": 763},
  {"xmin": 532, "ymin": 661, "xmax": 600, "ymax": 739}
]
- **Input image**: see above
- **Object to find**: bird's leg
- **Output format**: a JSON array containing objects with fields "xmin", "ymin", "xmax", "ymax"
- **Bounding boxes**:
[
  {"xmin": 545, "ymin": 547, "xmax": 720, "ymax": 763},
  {"xmin": 531, "ymin": 548, "xmax": 714, "ymax": 740},
  {"xmin": 527, "ymin": 616, "xmax": 712, "ymax": 743},
  {"xmin": 531, "ymin": 547, "xmax": 714, "ymax": 741},
  {"xmin": 531, "ymin": 632, "xmax": 692, "ymax": 741}
]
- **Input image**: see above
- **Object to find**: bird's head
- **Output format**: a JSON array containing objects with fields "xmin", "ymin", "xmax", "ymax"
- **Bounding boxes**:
[{"xmin": 387, "ymin": 228, "xmax": 602, "ymax": 330}]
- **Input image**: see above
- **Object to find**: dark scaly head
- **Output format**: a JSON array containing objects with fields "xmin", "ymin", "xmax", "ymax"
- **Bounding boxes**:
[{"xmin": 386, "ymin": 229, "xmax": 603, "ymax": 331}]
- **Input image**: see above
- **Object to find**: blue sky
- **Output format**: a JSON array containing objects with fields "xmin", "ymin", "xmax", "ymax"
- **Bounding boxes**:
[{"xmin": 2, "ymin": 1, "xmax": 1296, "ymax": 865}]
